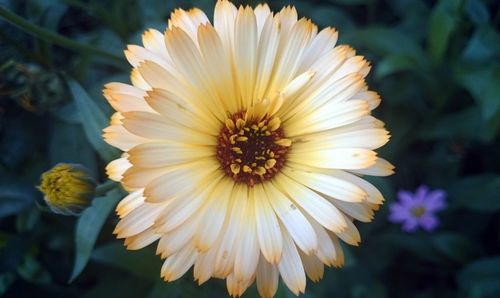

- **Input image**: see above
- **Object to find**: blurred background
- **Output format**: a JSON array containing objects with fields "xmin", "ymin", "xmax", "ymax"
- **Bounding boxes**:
[{"xmin": 0, "ymin": 0, "xmax": 499, "ymax": 297}]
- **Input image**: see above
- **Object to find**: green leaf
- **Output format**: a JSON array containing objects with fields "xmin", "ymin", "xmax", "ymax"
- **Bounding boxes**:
[
  {"xmin": 0, "ymin": 185, "xmax": 35, "ymax": 219},
  {"xmin": 69, "ymin": 187, "xmax": 122, "ymax": 282},
  {"xmin": 457, "ymin": 256, "xmax": 500, "ymax": 297},
  {"xmin": 456, "ymin": 65, "xmax": 500, "ymax": 122},
  {"xmin": 66, "ymin": 77, "xmax": 118, "ymax": 162},
  {"xmin": 463, "ymin": 26, "xmax": 500, "ymax": 62},
  {"xmin": 375, "ymin": 54, "xmax": 420, "ymax": 78},
  {"xmin": 17, "ymin": 255, "xmax": 52, "ymax": 285},
  {"xmin": 420, "ymin": 107, "xmax": 494, "ymax": 141},
  {"xmin": 465, "ymin": 0, "xmax": 490, "ymax": 25},
  {"xmin": 428, "ymin": 15, "xmax": 454, "ymax": 62},
  {"xmin": 450, "ymin": 174, "xmax": 500, "ymax": 212},
  {"xmin": 427, "ymin": 0, "xmax": 460, "ymax": 63},
  {"xmin": 91, "ymin": 242, "xmax": 161, "ymax": 279},
  {"xmin": 49, "ymin": 120, "xmax": 98, "ymax": 177},
  {"xmin": 341, "ymin": 27, "xmax": 427, "ymax": 62},
  {"xmin": 431, "ymin": 233, "xmax": 478, "ymax": 263}
]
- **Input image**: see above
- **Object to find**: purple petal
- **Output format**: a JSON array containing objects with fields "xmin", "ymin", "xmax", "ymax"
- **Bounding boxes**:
[
  {"xmin": 414, "ymin": 185, "xmax": 429, "ymax": 203},
  {"xmin": 397, "ymin": 190, "xmax": 416, "ymax": 207},
  {"xmin": 401, "ymin": 217, "xmax": 419, "ymax": 232},
  {"xmin": 419, "ymin": 214, "xmax": 439, "ymax": 231},
  {"xmin": 388, "ymin": 203, "xmax": 410, "ymax": 222},
  {"xmin": 424, "ymin": 190, "xmax": 447, "ymax": 212}
]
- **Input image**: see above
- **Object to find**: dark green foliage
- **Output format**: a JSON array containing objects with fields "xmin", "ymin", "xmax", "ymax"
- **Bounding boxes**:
[{"xmin": 0, "ymin": 0, "xmax": 499, "ymax": 297}]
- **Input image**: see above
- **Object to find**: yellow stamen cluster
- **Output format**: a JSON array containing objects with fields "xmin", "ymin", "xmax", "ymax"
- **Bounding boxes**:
[
  {"xmin": 38, "ymin": 163, "xmax": 96, "ymax": 216},
  {"xmin": 216, "ymin": 111, "xmax": 291, "ymax": 186},
  {"xmin": 411, "ymin": 206, "xmax": 426, "ymax": 218}
]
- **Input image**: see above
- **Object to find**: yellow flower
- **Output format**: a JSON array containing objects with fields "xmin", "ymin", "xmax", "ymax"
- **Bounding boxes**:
[
  {"xmin": 38, "ymin": 163, "xmax": 96, "ymax": 216},
  {"xmin": 103, "ymin": 0, "xmax": 394, "ymax": 296}
]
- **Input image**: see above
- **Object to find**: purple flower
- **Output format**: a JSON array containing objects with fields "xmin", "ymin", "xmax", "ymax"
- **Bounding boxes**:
[{"xmin": 389, "ymin": 185, "xmax": 446, "ymax": 232}]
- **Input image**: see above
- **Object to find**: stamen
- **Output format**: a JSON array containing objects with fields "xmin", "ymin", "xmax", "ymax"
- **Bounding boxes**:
[{"xmin": 216, "ymin": 111, "xmax": 291, "ymax": 186}]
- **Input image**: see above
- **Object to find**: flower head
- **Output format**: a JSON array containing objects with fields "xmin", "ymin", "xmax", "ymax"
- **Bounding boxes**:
[
  {"xmin": 389, "ymin": 186, "xmax": 446, "ymax": 232},
  {"xmin": 103, "ymin": 0, "xmax": 393, "ymax": 296},
  {"xmin": 38, "ymin": 163, "xmax": 96, "ymax": 216}
]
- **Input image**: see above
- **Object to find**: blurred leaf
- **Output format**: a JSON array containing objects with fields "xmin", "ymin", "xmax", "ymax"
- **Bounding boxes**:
[
  {"xmin": 70, "ymin": 187, "xmax": 122, "ymax": 282},
  {"xmin": 147, "ymin": 280, "xmax": 181, "ymax": 298},
  {"xmin": 465, "ymin": 0, "xmax": 490, "ymax": 25},
  {"xmin": 420, "ymin": 107, "xmax": 494, "ymax": 141},
  {"xmin": 51, "ymin": 100, "xmax": 81, "ymax": 124},
  {"xmin": 0, "ymin": 273, "xmax": 15, "ymax": 296},
  {"xmin": 15, "ymin": 208, "xmax": 41, "ymax": 232},
  {"xmin": 427, "ymin": 0, "xmax": 461, "ymax": 63},
  {"xmin": 0, "ymin": 185, "xmax": 35, "ymax": 219},
  {"xmin": 456, "ymin": 65, "xmax": 500, "ymax": 122},
  {"xmin": 49, "ymin": 121, "xmax": 98, "ymax": 177},
  {"xmin": 342, "ymin": 27, "xmax": 426, "ymax": 61},
  {"xmin": 463, "ymin": 26, "xmax": 500, "ymax": 62},
  {"xmin": 327, "ymin": 0, "xmax": 370, "ymax": 4},
  {"xmin": 457, "ymin": 256, "xmax": 500, "ymax": 297},
  {"xmin": 26, "ymin": 0, "xmax": 67, "ymax": 30},
  {"xmin": 17, "ymin": 255, "xmax": 51, "ymax": 285},
  {"xmin": 450, "ymin": 174, "xmax": 500, "ymax": 212},
  {"xmin": 91, "ymin": 242, "xmax": 161, "ymax": 279},
  {"xmin": 431, "ymin": 232, "xmax": 478, "ymax": 263},
  {"xmin": 308, "ymin": 6, "xmax": 355, "ymax": 31},
  {"xmin": 375, "ymin": 54, "xmax": 421, "ymax": 78},
  {"xmin": 66, "ymin": 77, "xmax": 118, "ymax": 162}
]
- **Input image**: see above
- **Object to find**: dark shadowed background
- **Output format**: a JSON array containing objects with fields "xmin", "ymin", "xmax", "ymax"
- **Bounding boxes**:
[{"xmin": 0, "ymin": 0, "xmax": 499, "ymax": 297}]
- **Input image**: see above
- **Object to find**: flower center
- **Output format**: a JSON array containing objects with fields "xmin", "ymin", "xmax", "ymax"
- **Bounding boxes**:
[
  {"xmin": 216, "ymin": 111, "xmax": 291, "ymax": 186},
  {"xmin": 411, "ymin": 206, "xmax": 426, "ymax": 218}
]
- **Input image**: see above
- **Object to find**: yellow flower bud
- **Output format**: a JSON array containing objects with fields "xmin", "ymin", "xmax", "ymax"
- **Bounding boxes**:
[{"xmin": 37, "ymin": 163, "xmax": 96, "ymax": 216}]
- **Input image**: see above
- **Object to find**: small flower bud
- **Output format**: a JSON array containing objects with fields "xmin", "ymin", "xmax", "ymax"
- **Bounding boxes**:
[{"xmin": 37, "ymin": 163, "xmax": 97, "ymax": 216}]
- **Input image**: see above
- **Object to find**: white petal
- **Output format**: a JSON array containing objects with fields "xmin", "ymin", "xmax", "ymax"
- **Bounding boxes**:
[
  {"xmin": 256, "ymin": 255, "xmax": 279, "ymax": 298},
  {"xmin": 122, "ymin": 165, "xmax": 171, "ymax": 190},
  {"xmin": 349, "ymin": 157, "xmax": 395, "ymax": 176},
  {"xmin": 288, "ymin": 148, "xmax": 377, "ymax": 170},
  {"xmin": 128, "ymin": 142, "xmax": 214, "ymax": 168},
  {"xmin": 106, "ymin": 155, "xmax": 131, "ymax": 182},
  {"xmin": 116, "ymin": 188, "xmax": 145, "ymax": 218},
  {"xmin": 264, "ymin": 182, "xmax": 318, "ymax": 255},
  {"xmin": 143, "ymin": 160, "xmax": 219, "ymax": 203},
  {"xmin": 121, "ymin": 111, "xmax": 214, "ymax": 144},
  {"xmin": 103, "ymin": 123, "xmax": 149, "ymax": 151},
  {"xmin": 168, "ymin": 8, "xmax": 209, "ymax": 42},
  {"xmin": 195, "ymin": 178, "xmax": 233, "ymax": 251},
  {"xmin": 253, "ymin": 184, "xmax": 283, "ymax": 264},
  {"xmin": 234, "ymin": 6, "xmax": 258, "ymax": 107},
  {"xmin": 160, "ymin": 244, "xmax": 197, "ymax": 282},
  {"xmin": 282, "ymin": 166, "xmax": 366, "ymax": 202},
  {"xmin": 214, "ymin": 184, "xmax": 247, "ymax": 278},
  {"xmin": 253, "ymin": 13, "xmax": 280, "ymax": 101},
  {"xmin": 278, "ymin": 228, "xmax": 306, "ymax": 295},
  {"xmin": 156, "ymin": 209, "xmax": 202, "ymax": 258},
  {"xmin": 298, "ymin": 27, "xmax": 338, "ymax": 72},
  {"xmin": 197, "ymin": 24, "xmax": 239, "ymax": 114},
  {"xmin": 233, "ymin": 193, "xmax": 259, "ymax": 282},
  {"xmin": 193, "ymin": 240, "xmax": 219, "ymax": 284},
  {"xmin": 274, "ymin": 174, "xmax": 347, "ymax": 233},
  {"xmin": 285, "ymin": 97, "xmax": 370, "ymax": 136},
  {"xmin": 336, "ymin": 215, "xmax": 361, "ymax": 246},
  {"xmin": 124, "ymin": 227, "xmax": 160, "ymax": 250},
  {"xmin": 146, "ymin": 88, "xmax": 220, "ymax": 134},
  {"xmin": 254, "ymin": 3, "xmax": 271, "ymax": 37},
  {"xmin": 142, "ymin": 29, "xmax": 167, "ymax": 56},
  {"xmin": 299, "ymin": 250, "xmax": 324, "ymax": 282},
  {"xmin": 214, "ymin": 0, "xmax": 237, "ymax": 55},
  {"xmin": 114, "ymin": 202, "xmax": 165, "ymax": 238}
]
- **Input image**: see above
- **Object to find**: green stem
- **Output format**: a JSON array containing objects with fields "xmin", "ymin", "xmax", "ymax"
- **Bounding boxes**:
[
  {"xmin": 0, "ymin": 6, "xmax": 125, "ymax": 63},
  {"xmin": 95, "ymin": 180, "xmax": 117, "ymax": 196}
]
